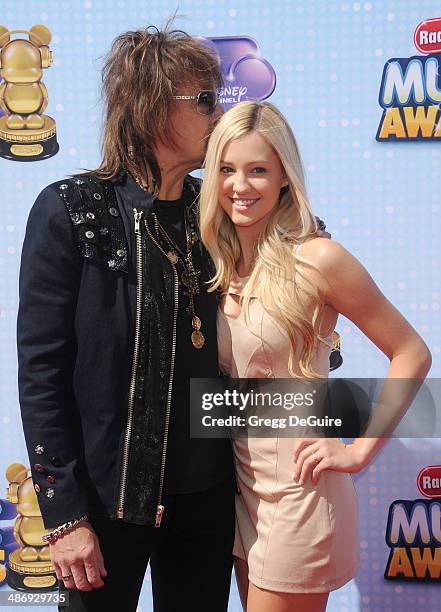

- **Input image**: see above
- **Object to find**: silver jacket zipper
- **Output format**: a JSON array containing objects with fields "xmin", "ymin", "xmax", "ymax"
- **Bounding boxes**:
[
  {"xmin": 144, "ymin": 219, "xmax": 179, "ymax": 527},
  {"xmin": 117, "ymin": 208, "xmax": 144, "ymax": 519}
]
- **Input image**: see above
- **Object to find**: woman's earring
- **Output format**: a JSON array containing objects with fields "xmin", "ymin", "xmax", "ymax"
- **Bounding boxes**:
[{"xmin": 280, "ymin": 182, "xmax": 289, "ymax": 197}]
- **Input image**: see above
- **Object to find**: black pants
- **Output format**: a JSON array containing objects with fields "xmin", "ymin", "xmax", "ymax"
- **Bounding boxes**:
[{"xmin": 58, "ymin": 478, "xmax": 235, "ymax": 612}]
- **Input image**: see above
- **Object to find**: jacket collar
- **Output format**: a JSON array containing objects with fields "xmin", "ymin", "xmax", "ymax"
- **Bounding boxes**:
[{"xmin": 112, "ymin": 170, "xmax": 201, "ymax": 213}]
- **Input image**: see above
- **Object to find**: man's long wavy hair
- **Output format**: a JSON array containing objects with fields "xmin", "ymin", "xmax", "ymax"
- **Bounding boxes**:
[
  {"xmin": 91, "ymin": 20, "xmax": 222, "ymax": 192},
  {"xmin": 200, "ymin": 101, "xmax": 331, "ymax": 378}
]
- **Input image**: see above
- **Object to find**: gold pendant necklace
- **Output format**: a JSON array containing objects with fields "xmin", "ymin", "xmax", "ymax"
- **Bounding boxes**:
[
  {"xmin": 130, "ymin": 167, "xmax": 206, "ymax": 347},
  {"xmin": 151, "ymin": 206, "xmax": 205, "ymax": 349},
  {"xmin": 191, "ymin": 312, "xmax": 205, "ymax": 349}
]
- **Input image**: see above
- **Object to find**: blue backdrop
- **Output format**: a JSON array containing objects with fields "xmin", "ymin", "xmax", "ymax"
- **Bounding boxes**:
[{"xmin": 1, "ymin": 1, "xmax": 440, "ymax": 610}]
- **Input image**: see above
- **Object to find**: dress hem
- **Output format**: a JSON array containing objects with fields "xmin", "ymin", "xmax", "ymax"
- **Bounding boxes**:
[{"xmin": 241, "ymin": 560, "xmax": 360, "ymax": 594}]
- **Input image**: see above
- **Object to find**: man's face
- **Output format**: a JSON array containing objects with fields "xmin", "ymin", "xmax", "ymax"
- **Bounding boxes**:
[{"xmin": 167, "ymin": 85, "xmax": 223, "ymax": 168}]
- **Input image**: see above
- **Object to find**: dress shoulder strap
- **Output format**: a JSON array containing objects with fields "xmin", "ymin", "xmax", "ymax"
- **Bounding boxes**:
[{"xmin": 294, "ymin": 242, "xmax": 303, "ymax": 256}]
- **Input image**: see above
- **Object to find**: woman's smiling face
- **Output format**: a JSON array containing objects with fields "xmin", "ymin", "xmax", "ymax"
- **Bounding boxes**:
[{"xmin": 218, "ymin": 130, "xmax": 288, "ymax": 230}]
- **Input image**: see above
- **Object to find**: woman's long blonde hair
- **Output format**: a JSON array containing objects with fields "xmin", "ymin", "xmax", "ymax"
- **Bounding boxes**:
[{"xmin": 200, "ymin": 101, "xmax": 330, "ymax": 378}]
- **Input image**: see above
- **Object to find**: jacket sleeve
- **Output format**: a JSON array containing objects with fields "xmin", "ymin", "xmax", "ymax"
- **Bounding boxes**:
[{"xmin": 17, "ymin": 185, "xmax": 89, "ymax": 529}]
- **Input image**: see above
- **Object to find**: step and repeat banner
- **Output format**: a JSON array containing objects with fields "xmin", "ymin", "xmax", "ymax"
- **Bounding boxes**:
[{"xmin": 0, "ymin": 1, "xmax": 440, "ymax": 611}]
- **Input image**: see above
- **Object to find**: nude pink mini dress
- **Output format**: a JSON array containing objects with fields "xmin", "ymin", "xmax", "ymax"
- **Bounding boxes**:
[{"xmin": 217, "ymin": 245, "xmax": 359, "ymax": 593}]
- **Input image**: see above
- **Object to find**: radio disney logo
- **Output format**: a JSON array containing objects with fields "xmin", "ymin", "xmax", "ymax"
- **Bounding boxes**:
[
  {"xmin": 376, "ymin": 17, "xmax": 441, "ymax": 140},
  {"xmin": 376, "ymin": 55, "xmax": 441, "ymax": 140},
  {"xmin": 414, "ymin": 17, "xmax": 441, "ymax": 54},
  {"xmin": 197, "ymin": 36, "xmax": 276, "ymax": 109},
  {"xmin": 417, "ymin": 465, "xmax": 441, "ymax": 498},
  {"xmin": 384, "ymin": 465, "xmax": 441, "ymax": 581}
]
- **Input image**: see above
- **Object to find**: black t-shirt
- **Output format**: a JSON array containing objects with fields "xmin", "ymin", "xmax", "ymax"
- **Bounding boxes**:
[
  {"xmin": 114, "ymin": 175, "xmax": 233, "ymax": 495},
  {"xmin": 152, "ymin": 195, "xmax": 233, "ymax": 494}
]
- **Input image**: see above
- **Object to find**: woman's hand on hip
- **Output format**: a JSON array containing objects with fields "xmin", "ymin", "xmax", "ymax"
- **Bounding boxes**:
[{"xmin": 292, "ymin": 438, "xmax": 367, "ymax": 486}]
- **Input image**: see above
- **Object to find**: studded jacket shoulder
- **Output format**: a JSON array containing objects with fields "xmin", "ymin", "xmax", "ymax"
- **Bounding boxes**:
[{"xmin": 55, "ymin": 175, "xmax": 129, "ymax": 273}]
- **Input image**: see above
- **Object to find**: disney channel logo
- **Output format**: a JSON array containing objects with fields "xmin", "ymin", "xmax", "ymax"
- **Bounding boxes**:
[{"xmin": 197, "ymin": 36, "xmax": 276, "ymax": 110}]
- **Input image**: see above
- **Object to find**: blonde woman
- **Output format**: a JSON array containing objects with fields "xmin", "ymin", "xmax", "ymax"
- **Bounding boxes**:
[{"xmin": 199, "ymin": 101, "xmax": 431, "ymax": 612}]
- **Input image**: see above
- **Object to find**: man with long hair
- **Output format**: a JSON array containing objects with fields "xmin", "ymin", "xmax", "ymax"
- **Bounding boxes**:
[{"xmin": 17, "ymin": 23, "xmax": 236, "ymax": 611}]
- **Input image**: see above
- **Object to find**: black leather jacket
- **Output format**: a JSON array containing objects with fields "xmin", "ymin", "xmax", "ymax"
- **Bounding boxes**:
[{"xmin": 17, "ymin": 173, "xmax": 223, "ymax": 529}]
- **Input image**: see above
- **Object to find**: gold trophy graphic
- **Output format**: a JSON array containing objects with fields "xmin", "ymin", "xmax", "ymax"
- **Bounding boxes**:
[
  {"xmin": 0, "ymin": 24, "xmax": 59, "ymax": 161},
  {"xmin": 5, "ymin": 463, "xmax": 56, "ymax": 591}
]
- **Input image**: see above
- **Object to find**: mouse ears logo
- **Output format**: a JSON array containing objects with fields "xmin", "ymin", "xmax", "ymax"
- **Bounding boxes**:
[
  {"xmin": 196, "ymin": 36, "xmax": 276, "ymax": 110},
  {"xmin": 376, "ymin": 17, "xmax": 441, "ymax": 141},
  {"xmin": 384, "ymin": 465, "xmax": 441, "ymax": 582}
]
